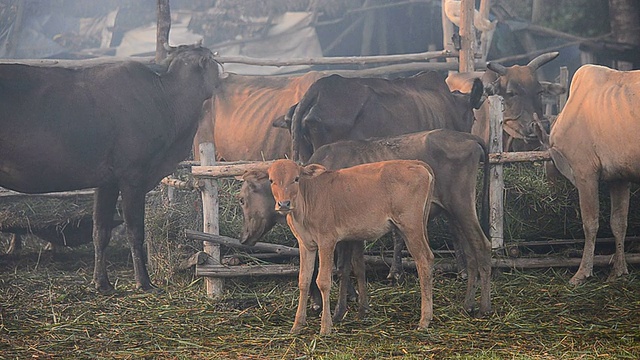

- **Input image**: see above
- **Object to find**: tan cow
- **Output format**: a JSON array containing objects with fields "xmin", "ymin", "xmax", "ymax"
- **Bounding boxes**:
[
  {"xmin": 267, "ymin": 159, "xmax": 435, "ymax": 335},
  {"xmin": 446, "ymin": 52, "xmax": 564, "ymax": 151},
  {"xmin": 547, "ymin": 64, "xmax": 640, "ymax": 285},
  {"xmin": 193, "ymin": 71, "xmax": 326, "ymax": 161}
]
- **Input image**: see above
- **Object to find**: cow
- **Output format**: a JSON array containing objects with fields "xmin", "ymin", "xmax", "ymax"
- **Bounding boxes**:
[
  {"xmin": 193, "ymin": 71, "xmax": 326, "ymax": 161},
  {"xmin": 274, "ymin": 71, "xmax": 484, "ymax": 163},
  {"xmin": 545, "ymin": 64, "xmax": 640, "ymax": 285},
  {"xmin": 267, "ymin": 159, "xmax": 436, "ymax": 335},
  {"xmin": 0, "ymin": 43, "xmax": 221, "ymax": 293},
  {"xmin": 446, "ymin": 52, "xmax": 564, "ymax": 151},
  {"xmin": 238, "ymin": 129, "xmax": 492, "ymax": 319}
]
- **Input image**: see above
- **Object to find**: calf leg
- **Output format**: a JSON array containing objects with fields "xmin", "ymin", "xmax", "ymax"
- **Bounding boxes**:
[
  {"xmin": 309, "ymin": 257, "xmax": 322, "ymax": 312},
  {"xmin": 570, "ymin": 178, "xmax": 599, "ymax": 286},
  {"xmin": 316, "ymin": 244, "xmax": 336, "ymax": 335},
  {"xmin": 608, "ymin": 180, "xmax": 630, "ymax": 281},
  {"xmin": 398, "ymin": 226, "xmax": 434, "ymax": 330},
  {"xmin": 92, "ymin": 184, "xmax": 119, "ymax": 294},
  {"xmin": 291, "ymin": 245, "xmax": 317, "ymax": 334}
]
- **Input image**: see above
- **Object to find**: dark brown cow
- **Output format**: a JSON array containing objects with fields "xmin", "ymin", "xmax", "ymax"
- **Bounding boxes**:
[
  {"xmin": 278, "ymin": 71, "xmax": 483, "ymax": 163},
  {"xmin": 239, "ymin": 129, "xmax": 492, "ymax": 318},
  {"xmin": 546, "ymin": 64, "xmax": 640, "ymax": 285},
  {"xmin": 193, "ymin": 71, "xmax": 326, "ymax": 161},
  {"xmin": 0, "ymin": 44, "xmax": 220, "ymax": 293},
  {"xmin": 446, "ymin": 52, "xmax": 564, "ymax": 151},
  {"xmin": 267, "ymin": 159, "xmax": 435, "ymax": 335}
]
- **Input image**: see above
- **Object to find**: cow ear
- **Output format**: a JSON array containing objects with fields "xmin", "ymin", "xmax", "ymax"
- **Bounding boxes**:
[
  {"xmin": 301, "ymin": 164, "xmax": 326, "ymax": 177},
  {"xmin": 272, "ymin": 115, "xmax": 291, "ymax": 129},
  {"xmin": 241, "ymin": 170, "xmax": 268, "ymax": 182},
  {"xmin": 540, "ymin": 81, "xmax": 566, "ymax": 96}
]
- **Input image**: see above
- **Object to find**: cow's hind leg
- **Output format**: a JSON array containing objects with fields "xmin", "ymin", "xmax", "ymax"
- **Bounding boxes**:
[
  {"xmin": 397, "ymin": 225, "xmax": 434, "ymax": 330},
  {"xmin": 120, "ymin": 185, "xmax": 155, "ymax": 292},
  {"xmin": 607, "ymin": 180, "xmax": 630, "ymax": 281},
  {"xmin": 387, "ymin": 229, "xmax": 406, "ymax": 283},
  {"xmin": 570, "ymin": 178, "xmax": 599, "ymax": 286},
  {"xmin": 92, "ymin": 184, "xmax": 119, "ymax": 294}
]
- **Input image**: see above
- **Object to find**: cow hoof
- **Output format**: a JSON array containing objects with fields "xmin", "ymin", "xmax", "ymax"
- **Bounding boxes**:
[
  {"xmin": 606, "ymin": 269, "xmax": 629, "ymax": 283},
  {"xmin": 95, "ymin": 284, "xmax": 116, "ymax": 295},
  {"xmin": 568, "ymin": 273, "xmax": 589, "ymax": 286},
  {"xmin": 290, "ymin": 326, "xmax": 304, "ymax": 335}
]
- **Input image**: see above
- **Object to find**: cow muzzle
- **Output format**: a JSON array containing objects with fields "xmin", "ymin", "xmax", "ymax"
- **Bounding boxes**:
[{"xmin": 275, "ymin": 200, "xmax": 293, "ymax": 214}]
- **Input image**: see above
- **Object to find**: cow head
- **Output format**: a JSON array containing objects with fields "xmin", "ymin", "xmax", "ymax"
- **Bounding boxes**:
[
  {"xmin": 164, "ymin": 43, "xmax": 222, "ymax": 97},
  {"xmin": 485, "ymin": 52, "xmax": 562, "ymax": 147},
  {"xmin": 267, "ymin": 159, "xmax": 326, "ymax": 214},
  {"xmin": 237, "ymin": 170, "xmax": 283, "ymax": 246}
]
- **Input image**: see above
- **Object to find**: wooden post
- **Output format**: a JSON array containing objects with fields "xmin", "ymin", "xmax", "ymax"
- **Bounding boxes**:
[
  {"xmin": 488, "ymin": 95, "xmax": 504, "ymax": 250},
  {"xmin": 199, "ymin": 142, "xmax": 224, "ymax": 297},
  {"xmin": 557, "ymin": 66, "xmax": 569, "ymax": 113},
  {"xmin": 441, "ymin": 0, "xmax": 457, "ymax": 75},
  {"xmin": 459, "ymin": 0, "xmax": 476, "ymax": 73}
]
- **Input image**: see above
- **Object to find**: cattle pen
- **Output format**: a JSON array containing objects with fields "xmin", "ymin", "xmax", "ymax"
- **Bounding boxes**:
[{"xmin": 184, "ymin": 87, "xmax": 640, "ymax": 298}]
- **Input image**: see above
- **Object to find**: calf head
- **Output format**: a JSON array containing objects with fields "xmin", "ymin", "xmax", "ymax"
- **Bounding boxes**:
[
  {"xmin": 238, "ymin": 170, "xmax": 283, "ymax": 246},
  {"xmin": 485, "ymin": 52, "xmax": 562, "ymax": 146},
  {"xmin": 267, "ymin": 159, "xmax": 326, "ymax": 214}
]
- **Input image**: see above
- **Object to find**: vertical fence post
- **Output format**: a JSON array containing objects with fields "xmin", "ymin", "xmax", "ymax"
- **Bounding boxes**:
[
  {"xmin": 488, "ymin": 95, "xmax": 504, "ymax": 250},
  {"xmin": 199, "ymin": 142, "xmax": 224, "ymax": 297}
]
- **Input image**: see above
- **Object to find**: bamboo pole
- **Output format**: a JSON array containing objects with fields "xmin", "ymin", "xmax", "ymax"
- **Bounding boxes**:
[{"xmin": 488, "ymin": 95, "xmax": 504, "ymax": 250}]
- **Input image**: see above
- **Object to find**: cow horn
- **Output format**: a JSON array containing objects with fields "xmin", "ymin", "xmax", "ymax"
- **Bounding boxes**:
[
  {"xmin": 487, "ymin": 62, "xmax": 508, "ymax": 76},
  {"xmin": 527, "ymin": 52, "xmax": 560, "ymax": 71}
]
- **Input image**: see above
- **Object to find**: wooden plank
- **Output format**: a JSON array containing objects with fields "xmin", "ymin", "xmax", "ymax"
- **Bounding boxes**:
[
  {"xmin": 192, "ymin": 161, "xmax": 274, "ymax": 179},
  {"xmin": 185, "ymin": 229, "xmax": 301, "ymax": 257},
  {"xmin": 196, "ymin": 264, "xmax": 300, "ymax": 277},
  {"xmin": 493, "ymin": 253, "xmax": 640, "ymax": 269},
  {"xmin": 488, "ymin": 150, "xmax": 551, "ymax": 164},
  {"xmin": 507, "ymin": 236, "xmax": 640, "ymax": 248}
]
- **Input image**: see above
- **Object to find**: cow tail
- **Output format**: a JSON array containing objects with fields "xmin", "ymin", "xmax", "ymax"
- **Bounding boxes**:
[
  {"xmin": 290, "ymin": 86, "xmax": 318, "ymax": 164},
  {"xmin": 478, "ymin": 138, "xmax": 490, "ymax": 238}
]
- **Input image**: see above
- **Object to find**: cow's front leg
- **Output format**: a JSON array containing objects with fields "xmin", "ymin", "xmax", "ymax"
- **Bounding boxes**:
[
  {"xmin": 120, "ymin": 185, "xmax": 155, "ymax": 292},
  {"xmin": 92, "ymin": 184, "xmax": 119, "ymax": 294},
  {"xmin": 291, "ymin": 245, "xmax": 316, "ymax": 334},
  {"xmin": 608, "ymin": 180, "xmax": 630, "ymax": 281}
]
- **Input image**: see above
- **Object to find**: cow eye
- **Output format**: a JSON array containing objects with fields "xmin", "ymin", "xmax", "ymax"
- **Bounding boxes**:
[
  {"xmin": 269, "ymin": 179, "xmax": 273, "ymax": 184},
  {"xmin": 238, "ymin": 197, "xmax": 245, "ymax": 205},
  {"xmin": 294, "ymin": 176, "xmax": 299, "ymax": 183}
]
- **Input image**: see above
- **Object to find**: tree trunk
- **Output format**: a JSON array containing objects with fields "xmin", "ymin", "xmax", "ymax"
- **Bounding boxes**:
[
  {"xmin": 609, "ymin": 0, "xmax": 640, "ymax": 69},
  {"xmin": 609, "ymin": 0, "xmax": 640, "ymax": 45},
  {"xmin": 155, "ymin": 0, "xmax": 171, "ymax": 62}
]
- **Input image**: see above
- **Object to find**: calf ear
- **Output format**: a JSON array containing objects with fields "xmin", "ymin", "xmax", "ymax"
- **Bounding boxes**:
[
  {"xmin": 241, "ymin": 170, "xmax": 268, "ymax": 182},
  {"xmin": 301, "ymin": 164, "xmax": 327, "ymax": 177}
]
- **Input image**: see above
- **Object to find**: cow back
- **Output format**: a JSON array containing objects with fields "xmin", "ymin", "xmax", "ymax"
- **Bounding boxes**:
[
  {"xmin": 549, "ymin": 64, "xmax": 640, "ymax": 184},
  {"xmin": 195, "ymin": 71, "xmax": 326, "ymax": 161}
]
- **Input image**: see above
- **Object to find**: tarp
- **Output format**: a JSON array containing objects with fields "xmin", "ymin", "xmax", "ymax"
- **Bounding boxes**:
[{"xmin": 116, "ymin": 11, "xmax": 322, "ymax": 75}]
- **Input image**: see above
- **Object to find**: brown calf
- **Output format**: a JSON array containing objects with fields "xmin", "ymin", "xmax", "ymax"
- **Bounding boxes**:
[{"xmin": 267, "ymin": 159, "xmax": 435, "ymax": 335}]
